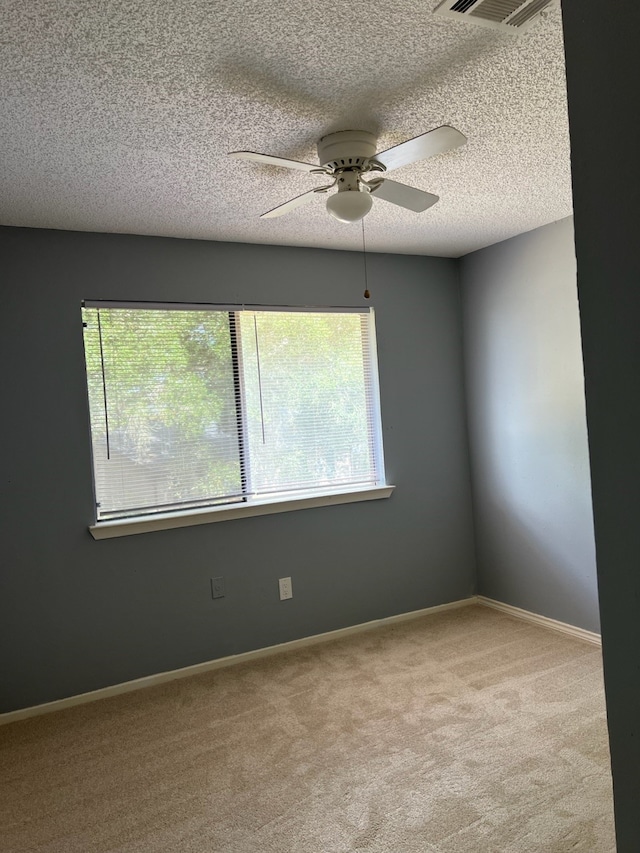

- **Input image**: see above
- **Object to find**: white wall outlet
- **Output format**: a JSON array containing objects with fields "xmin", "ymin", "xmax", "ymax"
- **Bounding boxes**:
[{"xmin": 278, "ymin": 577, "xmax": 293, "ymax": 600}]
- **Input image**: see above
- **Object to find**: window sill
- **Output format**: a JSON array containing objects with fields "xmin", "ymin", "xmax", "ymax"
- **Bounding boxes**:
[{"xmin": 88, "ymin": 484, "xmax": 395, "ymax": 540}]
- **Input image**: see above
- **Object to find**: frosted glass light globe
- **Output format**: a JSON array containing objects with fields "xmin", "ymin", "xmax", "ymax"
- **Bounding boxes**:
[{"xmin": 326, "ymin": 190, "xmax": 373, "ymax": 223}]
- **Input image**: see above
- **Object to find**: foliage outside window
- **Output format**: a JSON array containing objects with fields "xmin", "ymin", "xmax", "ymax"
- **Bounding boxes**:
[{"xmin": 82, "ymin": 302, "xmax": 387, "ymax": 523}]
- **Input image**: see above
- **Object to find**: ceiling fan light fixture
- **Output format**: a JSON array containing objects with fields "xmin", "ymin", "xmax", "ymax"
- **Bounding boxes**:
[
  {"xmin": 326, "ymin": 189, "xmax": 373, "ymax": 223},
  {"xmin": 232, "ymin": 124, "xmax": 466, "ymax": 220}
]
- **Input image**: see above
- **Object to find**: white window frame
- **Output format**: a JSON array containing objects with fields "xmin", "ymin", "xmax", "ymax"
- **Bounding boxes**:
[{"xmin": 82, "ymin": 301, "xmax": 394, "ymax": 539}]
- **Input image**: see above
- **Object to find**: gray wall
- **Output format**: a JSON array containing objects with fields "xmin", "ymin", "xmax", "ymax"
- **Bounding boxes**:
[
  {"xmin": 0, "ymin": 226, "xmax": 476, "ymax": 713},
  {"xmin": 460, "ymin": 217, "xmax": 599, "ymax": 632},
  {"xmin": 562, "ymin": 2, "xmax": 640, "ymax": 847}
]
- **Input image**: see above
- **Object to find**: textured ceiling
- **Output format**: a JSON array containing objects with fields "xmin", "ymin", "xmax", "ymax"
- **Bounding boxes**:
[{"xmin": 0, "ymin": 0, "xmax": 572, "ymax": 257}]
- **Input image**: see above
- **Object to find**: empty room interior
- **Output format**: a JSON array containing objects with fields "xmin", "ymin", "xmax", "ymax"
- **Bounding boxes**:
[{"xmin": 2, "ymin": 0, "xmax": 639, "ymax": 851}]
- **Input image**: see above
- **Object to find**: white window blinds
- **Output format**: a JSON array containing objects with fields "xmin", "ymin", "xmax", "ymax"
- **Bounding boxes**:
[{"xmin": 82, "ymin": 303, "xmax": 386, "ymax": 522}]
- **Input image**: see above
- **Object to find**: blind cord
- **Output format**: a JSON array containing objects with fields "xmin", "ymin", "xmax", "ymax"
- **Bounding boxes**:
[
  {"xmin": 253, "ymin": 314, "xmax": 266, "ymax": 444},
  {"xmin": 97, "ymin": 309, "xmax": 111, "ymax": 460}
]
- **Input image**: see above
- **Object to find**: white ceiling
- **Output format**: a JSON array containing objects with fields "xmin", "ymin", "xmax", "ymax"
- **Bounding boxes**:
[{"xmin": 0, "ymin": 0, "xmax": 572, "ymax": 257}]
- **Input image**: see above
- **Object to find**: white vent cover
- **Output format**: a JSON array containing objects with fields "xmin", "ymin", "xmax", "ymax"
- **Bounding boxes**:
[{"xmin": 433, "ymin": 0, "xmax": 559, "ymax": 32}]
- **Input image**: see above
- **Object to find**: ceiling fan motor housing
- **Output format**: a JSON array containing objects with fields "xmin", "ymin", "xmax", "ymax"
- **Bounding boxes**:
[{"xmin": 317, "ymin": 130, "xmax": 378, "ymax": 171}]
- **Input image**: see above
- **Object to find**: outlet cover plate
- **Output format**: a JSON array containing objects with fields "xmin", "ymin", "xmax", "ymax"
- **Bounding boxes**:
[
  {"xmin": 279, "ymin": 577, "xmax": 293, "ymax": 600},
  {"xmin": 211, "ymin": 577, "xmax": 225, "ymax": 599}
]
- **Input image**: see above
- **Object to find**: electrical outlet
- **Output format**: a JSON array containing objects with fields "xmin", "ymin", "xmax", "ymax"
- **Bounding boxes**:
[
  {"xmin": 211, "ymin": 576, "xmax": 225, "ymax": 599},
  {"xmin": 278, "ymin": 577, "xmax": 293, "ymax": 601}
]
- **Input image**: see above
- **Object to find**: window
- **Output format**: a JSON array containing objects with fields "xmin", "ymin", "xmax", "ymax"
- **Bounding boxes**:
[{"xmin": 82, "ymin": 301, "xmax": 390, "ymax": 535}]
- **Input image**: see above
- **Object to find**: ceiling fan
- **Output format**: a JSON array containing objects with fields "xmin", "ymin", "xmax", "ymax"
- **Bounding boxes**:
[{"xmin": 229, "ymin": 125, "xmax": 467, "ymax": 223}]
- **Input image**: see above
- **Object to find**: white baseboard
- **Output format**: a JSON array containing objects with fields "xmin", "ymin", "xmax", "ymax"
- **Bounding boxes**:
[
  {"xmin": 477, "ymin": 596, "xmax": 602, "ymax": 646},
  {"xmin": 2, "ymin": 596, "xmax": 601, "ymax": 725},
  {"xmin": 0, "ymin": 597, "xmax": 476, "ymax": 725}
]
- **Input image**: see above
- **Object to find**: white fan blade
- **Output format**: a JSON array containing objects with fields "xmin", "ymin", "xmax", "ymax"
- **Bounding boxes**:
[
  {"xmin": 260, "ymin": 187, "xmax": 329, "ymax": 219},
  {"xmin": 374, "ymin": 126, "xmax": 466, "ymax": 172},
  {"xmin": 369, "ymin": 179, "xmax": 439, "ymax": 213},
  {"xmin": 229, "ymin": 151, "xmax": 320, "ymax": 172}
]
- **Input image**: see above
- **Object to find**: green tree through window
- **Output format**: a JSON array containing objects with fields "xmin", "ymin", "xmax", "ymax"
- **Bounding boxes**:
[{"xmin": 82, "ymin": 303, "xmax": 385, "ymax": 521}]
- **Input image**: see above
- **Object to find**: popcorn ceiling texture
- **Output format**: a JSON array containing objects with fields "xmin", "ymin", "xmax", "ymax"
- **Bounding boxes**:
[{"xmin": 0, "ymin": 0, "xmax": 572, "ymax": 257}]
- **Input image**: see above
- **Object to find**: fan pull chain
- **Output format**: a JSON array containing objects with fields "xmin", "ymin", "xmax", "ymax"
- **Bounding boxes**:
[{"xmin": 362, "ymin": 218, "xmax": 370, "ymax": 299}]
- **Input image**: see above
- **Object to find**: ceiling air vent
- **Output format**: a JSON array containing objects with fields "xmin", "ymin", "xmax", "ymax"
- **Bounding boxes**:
[{"xmin": 433, "ymin": 0, "xmax": 559, "ymax": 32}]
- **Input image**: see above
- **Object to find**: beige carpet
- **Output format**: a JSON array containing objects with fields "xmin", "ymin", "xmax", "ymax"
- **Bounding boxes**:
[{"xmin": 0, "ymin": 605, "xmax": 615, "ymax": 852}]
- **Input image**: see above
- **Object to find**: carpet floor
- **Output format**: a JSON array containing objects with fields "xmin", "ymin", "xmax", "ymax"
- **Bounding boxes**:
[{"xmin": 0, "ymin": 604, "xmax": 616, "ymax": 852}]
